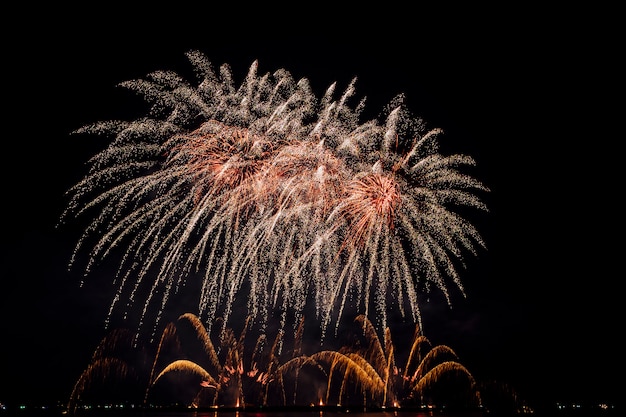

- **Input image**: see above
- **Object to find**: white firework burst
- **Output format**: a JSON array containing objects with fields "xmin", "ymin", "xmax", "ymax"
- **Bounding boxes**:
[{"xmin": 61, "ymin": 50, "xmax": 489, "ymax": 340}]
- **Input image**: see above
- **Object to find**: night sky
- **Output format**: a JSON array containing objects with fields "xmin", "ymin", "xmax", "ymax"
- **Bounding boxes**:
[{"xmin": 2, "ymin": 4, "xmax": 620, "ymax": 412}]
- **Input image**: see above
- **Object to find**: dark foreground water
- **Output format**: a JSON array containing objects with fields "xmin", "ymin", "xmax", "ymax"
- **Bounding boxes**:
[
  {"xmin": 1, "ymin": 405, "xmax": 620, "ymax": 417},
  {"xmin": 0, "ymin": 410, "xmax": 481, "ymax": 417},
  {"xmin": 64, "ymin": 411, "xmax": 481, "ymax": 417}
]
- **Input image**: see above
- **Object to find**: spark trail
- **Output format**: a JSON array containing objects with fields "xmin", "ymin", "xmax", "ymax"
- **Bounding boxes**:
[{"xmin": 61, "ymin": 50, "xmax": 489, "ymax": 341}]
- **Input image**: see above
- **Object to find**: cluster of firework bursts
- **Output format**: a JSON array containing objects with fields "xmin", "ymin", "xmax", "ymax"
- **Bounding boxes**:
[
  {"xmin": 61, "ymin": 50, "xmax": 488, "ymax": 341},
  {"xmin": 67, "ymin": 313, "xmax": 485, "ymax": 412}
]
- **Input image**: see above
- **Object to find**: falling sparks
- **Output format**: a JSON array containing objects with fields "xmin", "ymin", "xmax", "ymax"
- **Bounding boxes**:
[{"xmin": 61, "ymin": 50, "xmax": 489, "ymax": 340}]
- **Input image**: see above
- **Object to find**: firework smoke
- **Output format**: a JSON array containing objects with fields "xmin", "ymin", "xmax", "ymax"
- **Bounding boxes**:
[{"xmin": 61, "ymin": 50, "xmax": 488, "ymax": 340}]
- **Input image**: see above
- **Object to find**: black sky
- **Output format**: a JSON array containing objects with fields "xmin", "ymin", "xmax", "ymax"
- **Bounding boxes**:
[{"xmin": 2, "ymin": 3, "xmax": 621, "ymax": 412}]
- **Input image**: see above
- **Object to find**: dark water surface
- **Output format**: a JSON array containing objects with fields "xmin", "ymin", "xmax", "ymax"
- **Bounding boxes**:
[
  {"xmin": 67, "ymin": 412, "xmax": 465, "ymax": 417},
  {"xmin": 0, "ymin": 410, "xmax": 483, "ymax": 417},
  {"xmin": 2, "ymin": 407, "xmax": 620, "ymax": 417}
]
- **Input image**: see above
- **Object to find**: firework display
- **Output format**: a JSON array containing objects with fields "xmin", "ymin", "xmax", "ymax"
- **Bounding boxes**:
[
  {"xmin": 67, "ymin": 313, "xmax": 485, "ymax": 411},
  {"xmin": 61, "ymin": 50, "xmax": 489, "ymax": 339}
]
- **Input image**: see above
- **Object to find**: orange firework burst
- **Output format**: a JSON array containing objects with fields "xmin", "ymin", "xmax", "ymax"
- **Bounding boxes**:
[
  {"xmin": 340, "ymin": 170, "xmax": 401, "ymax": 250},
  {"xmin": 171, "ymin": 119, "xmax": 276, "ymax": 224}
]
